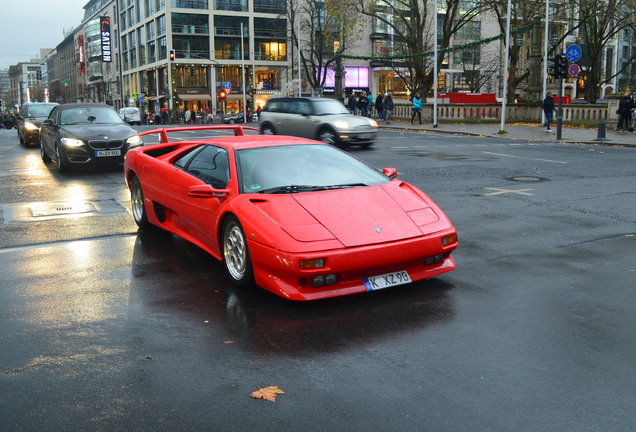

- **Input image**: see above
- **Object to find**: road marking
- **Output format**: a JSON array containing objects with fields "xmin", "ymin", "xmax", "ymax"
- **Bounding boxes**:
[
  {"xmin": 483, "ymin": 187, "xmax": 534, "ymax": 196},
  {"xmin": 481, "ymin": 151, "xmax": 567, "ymax": 164}
]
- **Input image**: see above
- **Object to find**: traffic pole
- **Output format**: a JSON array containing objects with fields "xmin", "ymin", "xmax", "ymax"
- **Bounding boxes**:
[{"xmin": 556, "ymin": 77, "xmax": 563, "ymax": 140}]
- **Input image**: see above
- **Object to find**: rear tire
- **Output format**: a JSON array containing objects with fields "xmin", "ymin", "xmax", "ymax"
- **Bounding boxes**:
[
  {"xmin": 130, "ymin": 175, "xmax": 151, "ymax": 229},
  {"xmin": 222, "ymin": 216, "xmax": 254, "ymax": 288}
]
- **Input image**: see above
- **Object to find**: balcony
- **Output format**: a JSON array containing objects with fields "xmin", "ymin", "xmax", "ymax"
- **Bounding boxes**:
[
  {"xmin": 171, "ymin": 0, "xmax": 208, "ymax": 9},
  {"xmin": 172, "ymin": 24, "xmax": 209, "ymax": 34}
]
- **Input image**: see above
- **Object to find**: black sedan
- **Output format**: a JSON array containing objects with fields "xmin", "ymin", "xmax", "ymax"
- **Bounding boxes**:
[
  {"xmin": 17, "ymin": 103, "xmax": 58, "ymax": 146},
  {"xmin": 39, "ymin": 103, "xmax": 142, "ymax": 173}
]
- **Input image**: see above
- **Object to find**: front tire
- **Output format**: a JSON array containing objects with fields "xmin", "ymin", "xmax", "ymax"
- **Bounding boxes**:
[
  {"xmin": 55, "ymin": 144, "xmax": 69, "ymax": 173},
  {"xmin": 222, "ymin": 216, "xmax": 254, "ymax": 288},
  {"xmin": 260, "ymin": 124, "xmax": 275, "ymax": 135},
  {"xmin": 318, "ymin": 128, "xmax": 338, "ymax": 146},
  {"xmin": 130, "ymin": 175, "xmax": 151, "ymax": 229},
  {"xmin": 40, "ymin": 138, "xmax": 51, "ymax": 163}
]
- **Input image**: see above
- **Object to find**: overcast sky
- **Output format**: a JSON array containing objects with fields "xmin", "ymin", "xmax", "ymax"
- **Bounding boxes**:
[{"xmin": 0, "ymin": 0, "xmax": 88, "ymax": 69}]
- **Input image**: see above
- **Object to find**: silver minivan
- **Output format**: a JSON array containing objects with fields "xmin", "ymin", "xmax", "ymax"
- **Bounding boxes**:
[{"xmin": 259, "ymin": 97, "xmax": 378, "ymax": 147}]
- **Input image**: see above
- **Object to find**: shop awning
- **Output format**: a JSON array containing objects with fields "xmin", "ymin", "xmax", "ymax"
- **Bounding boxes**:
[{"xmin": 177, "ymin": 94, "xmax": 212, "ymax": 101}]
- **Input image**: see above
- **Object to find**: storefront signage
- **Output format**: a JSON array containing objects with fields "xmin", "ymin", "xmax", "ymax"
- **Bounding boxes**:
[
  {"xmin": 100, "ymin": 16, "xmax": 112, "ymax": 62},
  {"xmin": 78, "ymin": 35, "xmax": 85, "ymax": 73}
]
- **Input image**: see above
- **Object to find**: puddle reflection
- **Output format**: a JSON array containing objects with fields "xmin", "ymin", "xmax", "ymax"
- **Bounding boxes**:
[{"xmin": 130, "ymin": 230, "xmax": 455, "ymax": 355}]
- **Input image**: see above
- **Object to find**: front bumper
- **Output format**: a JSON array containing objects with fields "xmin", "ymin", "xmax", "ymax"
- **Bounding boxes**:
[
  {"xmin": 248, "ymin": 228, "xmax": 457, "ymax": 301},
  {"xmin": 337, "ymin": 128, "xmax": 377, "ymax": 145}
]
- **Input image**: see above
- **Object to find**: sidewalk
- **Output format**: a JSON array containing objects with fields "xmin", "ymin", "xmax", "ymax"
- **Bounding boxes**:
[{"xmin": 379, "ymin": 120, "xmax": 636, "ymax": 147}]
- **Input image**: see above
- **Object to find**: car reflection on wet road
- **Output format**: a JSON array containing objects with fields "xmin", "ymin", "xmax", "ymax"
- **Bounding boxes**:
[{"xmin": 1, "ymin": 128, "xmax": 635, "ymax": 431}]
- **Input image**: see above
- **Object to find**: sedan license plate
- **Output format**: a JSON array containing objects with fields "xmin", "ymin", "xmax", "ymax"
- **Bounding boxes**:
[
  {"xmin": 363, "ymin": 270, "xmax": 412, "ymax": 291},
  {"xmin": 95, "ymin": 150, "xmax": 121, "ymax": 157}
]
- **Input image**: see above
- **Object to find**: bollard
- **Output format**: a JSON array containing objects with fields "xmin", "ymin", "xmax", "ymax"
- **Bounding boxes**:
[{"xmin": 594, "ymin": 120, "xmax": 610, "ymax": 141}]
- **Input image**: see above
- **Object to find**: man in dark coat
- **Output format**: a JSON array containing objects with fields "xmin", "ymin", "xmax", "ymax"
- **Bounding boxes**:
[
  {"xmin": 542, "ymin": 92, "xmax": 555, "ymax": 132},
  {"xmin": 375, "ymin": 94, "xmax": 385, "ymax": 121},
  {"xmin": 617, "ymin": 94, "xmax": 634, "ymax": 132},
  {"xmin": 347, "ymin": 93, "xmax": 357, "ymax": 115}
]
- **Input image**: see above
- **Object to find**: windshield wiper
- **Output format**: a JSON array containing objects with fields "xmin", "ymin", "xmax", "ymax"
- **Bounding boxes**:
[{"xmin": 257, "ymin": 183, "xmax": 366, "ymax": 194}]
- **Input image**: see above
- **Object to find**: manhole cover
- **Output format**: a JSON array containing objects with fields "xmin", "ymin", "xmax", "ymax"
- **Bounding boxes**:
[
  {"xmin": 30, "ymin": 202, "xmax": 96, "ymax": 217},
  {"xmin": 508, "ymin": 176, "xmax": 548, "ymax": 182}
]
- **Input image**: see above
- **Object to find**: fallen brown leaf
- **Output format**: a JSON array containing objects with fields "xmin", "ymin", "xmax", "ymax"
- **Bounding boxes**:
[{"xmin": 250, "ymin": 386, "xmax": 285, "ymax": 402}]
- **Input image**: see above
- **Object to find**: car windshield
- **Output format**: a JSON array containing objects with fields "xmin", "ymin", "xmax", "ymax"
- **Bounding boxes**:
[
  {"xmin": 312, "ymin": 100, "xmax": 350, "ymax": 115},
  {"xmin": 60, "ymin": 107, "xmax": 125, "ymax": 125},
  {"xmin": 236, "ymin": 144, "xmax": 390, "ymax": 194},
  {"xmin": 27, "ymin": 104, "xmax": 57, "ymax": 118}
]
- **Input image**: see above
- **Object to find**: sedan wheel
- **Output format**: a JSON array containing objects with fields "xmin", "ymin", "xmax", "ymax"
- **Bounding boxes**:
[
  {"xmin": 40, "ymin": 138, "xmax": 51, "ymax": 163},
  {"xmin": 318, "ymin": 129, "xmax": 338, "ymax": 146},
  {"xmin": 222, "ymin": 216, "xmax": 254, "ymax": 288},
  {"xmin": 131, "ymin": 175, "xmax": 150, "ymax": 229},
  {"xmin": 55, "ymin": 144, "xmax": 69, "ymax": 173}
]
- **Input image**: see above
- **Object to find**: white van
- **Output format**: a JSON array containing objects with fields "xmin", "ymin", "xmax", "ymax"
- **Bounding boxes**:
[{"xmin": 119, "ymin": 107, "xmax": 141, "ymax": 125}]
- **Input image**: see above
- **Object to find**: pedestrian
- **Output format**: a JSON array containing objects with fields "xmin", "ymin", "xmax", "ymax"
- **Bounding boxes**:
[
  {"xmin": 411, "ymin": 93, "xmax": 422, "ymax": 124},
  {"xmin": 375, "ymin": 93, "xmax": 385, "ymax": 121},
  {"xmin": 357, "ymin": 92, "xmax": 368, "ymax": 117},
  {"xmin": 616, "ymin": 93, "xmax": 634, "ymax": 132},
  {"xmin": 348, "ymin": 93, "xmax": 357, "ymax": 115},
  {"xmin": 179, "ymin": 108, "xmax": 185, "ymax": 124},
  {"xmin": 367, "ymin": 92, "xmax": 374, "ymax": 118},
  {"xmin": 185, "ymin": 108, "xmax": 192, "ymax": 124},
  {"xmin": 542, "ymin": 92, "xmax": 555, "ymax": 132},
  {"xmin": 161, "ymin": 108, "xmax": 169, "ymax": 125},
  {"xmin": 256, "ymin": 105, "xmax": 262, "ymax": 121},
  {"xmin": 384, "ymin": 93, "xmax": 394, "ymax": 124}
]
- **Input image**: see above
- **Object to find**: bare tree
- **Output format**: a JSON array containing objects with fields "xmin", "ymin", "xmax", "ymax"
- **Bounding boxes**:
[
  {"xmin": 286, "ymin": 0, "xmax": 362, "ymax": 95},
  {"xmin": 454, "ymin": 46, "xmax": 501, "ymax": 92}
]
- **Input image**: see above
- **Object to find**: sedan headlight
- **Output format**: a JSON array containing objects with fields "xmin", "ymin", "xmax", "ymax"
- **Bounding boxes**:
[
  {"xmin": 334, "ymin": 121, "xmax": 349, "ymax": 129},
  {"xmin": 24, "ymin": 121, "xmax": 39, "ymax": 131},
  {"xmin": 368, "ymin": 119, "xmax": 378, "ymax": 127},
  {"xmin": 126, "ymin": 135, "xmax": 143, "ymax": 147},
  {"xmin": 61, "ymin": 137, "xmax": 85, "ymax": 147}
]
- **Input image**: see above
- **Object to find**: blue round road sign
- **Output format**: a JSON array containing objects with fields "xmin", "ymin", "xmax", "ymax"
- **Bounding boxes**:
[
  {"xmin": 566, "ymin": 45, "xmax": 582, "ymax": 62},
  {"xmin": 569, "ymin": 64, "xmax": 580, "ymax": 77}
]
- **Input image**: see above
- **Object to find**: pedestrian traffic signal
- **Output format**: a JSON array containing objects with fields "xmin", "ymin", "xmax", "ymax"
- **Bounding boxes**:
[
  {"xmin": 557, "ymin": 54, "xmax": 568, "ymax": 79},
  {"xmin": 169, "ymin": 49, "xmax": 175, "ymax": 61},
  {"xmin": 548, "ymin": 56, "xmax": 558, "ymax": 78},
  {"xmin": 218, "ymin": 90, "xmax": 227, "ymax": 100}
]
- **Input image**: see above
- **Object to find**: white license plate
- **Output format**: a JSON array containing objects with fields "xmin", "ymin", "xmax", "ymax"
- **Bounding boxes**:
[
  {"xmin": 357, "ymin": 133, "xmax": 371, "ymax": 139},
  {"xmin": 95, "ymin": 150, "xmax": 121, "ymax": 157},
  {"xmin": 363, "ymin": 270, "xmax": 412, "ymax": 291}
]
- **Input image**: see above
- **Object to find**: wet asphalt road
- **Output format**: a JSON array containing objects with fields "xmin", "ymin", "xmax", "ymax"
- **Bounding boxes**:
[{"xmin": 0, "ymin": 127, "xmax": 635, "ymax": 431}]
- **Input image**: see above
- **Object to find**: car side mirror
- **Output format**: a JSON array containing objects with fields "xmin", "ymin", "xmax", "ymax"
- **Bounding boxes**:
[
  {"xmin": 188, "ymin": 184, "xmax": 230, "ymax": 199},
  {"xmin": 383, "ymin": 168, "xmax": 398, "ymax": 179},
  {"xmin": 42, "ymin": 119, "xmax": 54, "ymax": 126}
]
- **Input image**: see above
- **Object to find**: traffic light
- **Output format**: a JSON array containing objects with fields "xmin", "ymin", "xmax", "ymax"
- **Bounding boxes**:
[
  {"xmin": 557, "ymin": 54, "xmax": 568, "ymax": 79},
  {"xmin": 169, "ymin": 49, "xmax": 175, "ymax": 61},
  {"xmin": 547, "ymin": 55, "xmax": 558, "ymax": 78},
  {"xmin": 218, "ymin": 90, "xmax": 227, "ymax": 100}
]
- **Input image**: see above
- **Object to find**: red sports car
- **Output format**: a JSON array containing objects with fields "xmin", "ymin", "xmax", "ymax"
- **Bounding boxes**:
[{"xmin": 124, "ymin": 126, "xmax": 458, "ymax": 301}]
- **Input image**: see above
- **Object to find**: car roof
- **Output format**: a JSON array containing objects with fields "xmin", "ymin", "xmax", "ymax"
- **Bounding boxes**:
[
  {"xmin": 194, "ymin": 134, "xmax": 322, "ymax": 150},
  {"xmin": 55, "ymin": 103, "xmax": 116, "ymax": 110},
  {"xmin": 267, "ymin": 97, "xmax": 335, "ymax": 103},
  {"xmin": 23, "ymin": 102, "xmax": 58, "ymax": 106}
]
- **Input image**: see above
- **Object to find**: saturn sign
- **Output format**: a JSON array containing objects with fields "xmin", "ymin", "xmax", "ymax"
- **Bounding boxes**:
[{"xmin": 100, "ymin": 16, "xmax": 112, "ymax": 63}]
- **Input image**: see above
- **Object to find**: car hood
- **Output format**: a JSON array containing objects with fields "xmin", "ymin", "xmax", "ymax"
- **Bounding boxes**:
[
  {"xmin": 61, "ymin": 123, "xmax": 137, "ymax": 140},
  {"xmin": 250, "ymin": 181, "xmax": 449, "ymax": 248}
]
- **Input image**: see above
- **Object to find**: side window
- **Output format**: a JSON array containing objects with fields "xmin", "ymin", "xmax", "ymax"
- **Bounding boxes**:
[
  {"xmin": 47, "ymin": 107, "xmax": 58, "ymax": 123},
  {"xmin": 185, "ymin": 145, "xmax": 230, "ymax": 189},
  {"xmin": 174, "ymin": 146, "xmax": 204, "ymax": 169}
]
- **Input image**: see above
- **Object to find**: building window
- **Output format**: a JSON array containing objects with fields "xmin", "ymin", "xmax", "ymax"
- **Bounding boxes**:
[
  {"xmin": 172, "ymin": 13, "xmax": 209, "ymax": 34},
  {"xmin": 174, "ymin": 65, "xmax": 209, "ymax": 87},
  {"xmin": 455, "ymin": 20, "xmax": 481, "ymax": 41},
  {"xmin": 254, "ymin": 18, "xmax": 286, "ymax": 61},
  {"xmin": 173, "ymin": 35, "xmax": 209, "ymax": 59},
  {"xmin": 158, "ymin": 36, "xmax": 167, "ymax": 60},
  {"xmin": 214, "ymin": 16, "xmax": 249, "ymax": 60},
  {"xmin": 171, "ymin": 0, "xmax": 208, "ymax": 8},
  {"xmin": 215, "ymin": 0, "xmax": 247, "ymax": 12},
  {"xmin": 157, "ymin": 15, "xmax": 166, "ymax": 35},
  {"xmin": 253, "ymin": 0, "xmax": 285, "ymax": 14},
  {"xmin": 138, "ymin": 29, "xmax": 146, "ymax": 66}
]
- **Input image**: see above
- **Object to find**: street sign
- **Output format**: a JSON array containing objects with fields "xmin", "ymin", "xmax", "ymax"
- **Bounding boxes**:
[
  {"xmin": 568, "ymin": 64, "xmax": 580, "ymax": 77},
  {"xmin": 565, "ymin": 44, "xmax": 582, "ymax": 62},
  {"xmin": 223, "ymin": 81, "xmax": 232, "ymax": 89}
]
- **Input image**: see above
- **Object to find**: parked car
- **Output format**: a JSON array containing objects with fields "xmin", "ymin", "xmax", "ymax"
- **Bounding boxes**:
[
  {"xmin": 222, "ymin": 112, "xmax": 259, "ymax": 124},
  {"xmin": 119, "ymin": 107, "xmax": 141, "ymax": 125},
  {"xmin": 16, "ymin": 102, "xmax": 58, "ymax": 146},
  {"xmin": 259, "ymin": 97, "xmax": 378, "ymax": 147},
  {"xmin": 124, "ymin": 125, "xmax": 458, "ymax": 301},
  {"xmin": 40, "ymin": 103, "xmax": 143, "ymax": 173}
]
